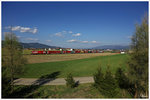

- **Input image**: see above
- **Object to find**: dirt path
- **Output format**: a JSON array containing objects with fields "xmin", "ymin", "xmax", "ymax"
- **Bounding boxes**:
[{"xmin": 14, "ymin": 77, "xmax": 94, "ymax": 85}]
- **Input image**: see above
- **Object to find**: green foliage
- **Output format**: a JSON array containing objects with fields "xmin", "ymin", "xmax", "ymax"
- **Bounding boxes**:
[
  {"xmin": 102, "ymin": 65, "xmax": 118, "ymax": 98},
  {"xmin": 127, "ymin": 15, "xmax": 148, "ymax": 98},
  {"xmin": 5, "ymin": 84, "xmax": 106, "ymax": 98},
  {"xmin": 94, "ymin": 65, "xmax": 118, "ymax": 98},
  {"xmin": 65, "ymin": 73, "xmax": 75, "ymax": 88},
  {"xmin": 2, "ymin": 67, "xmax": 12, "ymax": 98},
  {"xmin": 115, "ymin": 67, "xmax": 129, "ymax": 89},
  {"xmin": 2, "ymin": 32, "xmax": 27, "ymax": 95},
  {"xmin": 93, "ymin": 65, "xmax": 104, "ymax": 92},
  {"xmin": 2, "ymin": 33, "xmax": 27, "ymax": 77}
]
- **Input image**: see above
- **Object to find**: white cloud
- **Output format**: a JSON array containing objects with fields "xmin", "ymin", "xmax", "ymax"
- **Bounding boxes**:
[
  {"xmin": 20, "ymin": 27, "xmax": 37, "ymax": 34},
  {"xmin": 25, "ymin": 38, "xmax": 39, "ymax": 41},
  {"xmin": 32, "ymin": 28, "xmax": 38, "ymax": 34},
  {"xmin": 20, "ymin": 27, "xmax": 30, "ymax": 32},
  {"xmin": 67, "ymin": 39, "xmax": 78, "ymax": 43},
  {"xmin": 55, "ymin": 32, "xmax": 63, "ymax": 37},
  {"xmin": 46, "ymin": 40, "xmax": 52, "ymax": 42},
  {"xmin": 81, "ymin": 41, "xmax": 89, "ymax": 43},
  {"xmin": 6, "ymin": 26, "xmax": 38, "ymax": 34},
  {"xmin": 67, "ymin": 40, "xmax": 90, "ymax": 43},
  {"xmin": 72, "ymin": 33, "xmax": 81, "ymax": 37},
  {"xmin": 53, "ymin": 30, "xmax": 76, "ymax": 37},
  {"xmin": 91, "ymin": 41, "xmax": 98, "ymax": 43},
  {"xmin": 67, "ymin": 39, "xmax": 98, "ymax": 44},
  {"xmin": 12, "ymin": 26, "xmax": 21, "ymax": 31}
]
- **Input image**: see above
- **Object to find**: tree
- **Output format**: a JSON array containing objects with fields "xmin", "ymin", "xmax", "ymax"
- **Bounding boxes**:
[
  {"xmin": 2, "ymin": 67, "xmax": 12, "ymax": 98},
  {"xmin": 127, "ymin": 15, "xmax": 148, "ymax": 98},
  {"xmin": 94, "ymin": 65, "xmax": 118, "ymax": 98},
  {"xmin": 115, "ymin": 67, "xmax": 129, "ymax": 97},
  {"xmin": 93, "ymin": 65, "xmax": 104, "ymax": 92},
  {"xmin": 115, "ymin": 67, "xmax": 129, "ymax": 89},
  {"xmin": 2, "ymin": 31, "xmax": 27, "ymax": 94},
  {"xmin": 102, "ymin": 65, "xmax": 118, "ymax": 98},
  {"xmin": 65, "ymin": 73, "xmax": 75, "ymax": 88}
]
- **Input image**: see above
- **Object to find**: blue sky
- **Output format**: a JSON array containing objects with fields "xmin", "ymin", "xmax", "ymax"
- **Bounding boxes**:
[{"xmin": 2, "ymin": 2, "xmax": 148, "ymax": 48}]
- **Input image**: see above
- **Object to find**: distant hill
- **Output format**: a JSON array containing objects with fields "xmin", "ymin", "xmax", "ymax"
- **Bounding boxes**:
[
  {"xmin": 2, "ymin": 41, "xmax": 60, "ymax": 49},
  {"xmin": 20, "ymin": 42, "xmax": 60, "ymax": 49},
  {"xmin": 92, "ymin": 45, "xmax": 130, "ymax": 50}
]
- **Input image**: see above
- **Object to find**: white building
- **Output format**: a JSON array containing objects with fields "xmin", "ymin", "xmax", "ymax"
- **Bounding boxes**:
[{"xmin": 120, "ymin": 52, "xmax": 125, "ymax": 54}]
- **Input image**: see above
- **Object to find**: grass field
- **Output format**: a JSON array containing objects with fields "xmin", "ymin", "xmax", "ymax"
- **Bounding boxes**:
[
  {"xmin": 18, "ymin": 54, "xmax": 128, "ymax": 78},
  {"xmin": 24, "ymin": 53, "xmax": 119, "ymax": 64}
]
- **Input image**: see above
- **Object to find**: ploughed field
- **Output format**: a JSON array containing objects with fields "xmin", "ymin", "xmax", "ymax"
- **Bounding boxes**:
[
  {"xmin": 24, "ymin": 53, "xmax": 119, "ymax": 64},
  {"xmin": 18, "ymin": 54, "xmax": 128, "ymax": 78}
]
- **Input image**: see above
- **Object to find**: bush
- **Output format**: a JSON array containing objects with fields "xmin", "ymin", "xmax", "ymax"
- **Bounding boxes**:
[
  {"xmin": 2, "ymin": 68, "xmax": 12, "ymax": 98},
  {"xmin": 65, "ymin": 73, "xmax": 75, "ymax": 88},
  {"xmin": 115, "ymin": 67, "xmax": 129, "ymax": 89},
  {"xmin": 93, "ymin": 65, "xmax": 118, "ymax": 98},
  {"xmin": 102, "ymin": 65, "xmax": 118, "ymax": 98},
  {"xmin": 93, "ymin": 66, "xmax": 104, "ymax": 91}
]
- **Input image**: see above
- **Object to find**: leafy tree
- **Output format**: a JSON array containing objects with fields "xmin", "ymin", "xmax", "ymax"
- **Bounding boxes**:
[
  {"xmin": 2, "ymin": 32, "xmax": 27, "ymax": 94},
  {"xmin": 127, "ymin": 15, "xmax": 148, "ymax": 98},
  {"xmin": 65, "ymin": 73, "xmax": 75, "ymax": 88}
]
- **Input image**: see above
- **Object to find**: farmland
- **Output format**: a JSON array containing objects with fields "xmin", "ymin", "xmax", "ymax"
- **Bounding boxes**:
[
  {"xmin": 18, "ymin": 54, "xmax": 128, "ymax": 78},
  {"xmin": 24, "ymin": 53, "xmax": 119, "ymax": 64}
]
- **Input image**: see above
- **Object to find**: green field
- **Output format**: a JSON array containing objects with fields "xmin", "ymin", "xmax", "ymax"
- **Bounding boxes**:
[{"xmin": 18, "ymin": 54, "xmax": 128, "ymax": 78}]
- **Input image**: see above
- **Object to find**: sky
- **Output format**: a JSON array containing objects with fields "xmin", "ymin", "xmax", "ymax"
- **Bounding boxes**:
[{"xmin": 2, "ymin": 2, "xmax": 148, "ymax": 48}]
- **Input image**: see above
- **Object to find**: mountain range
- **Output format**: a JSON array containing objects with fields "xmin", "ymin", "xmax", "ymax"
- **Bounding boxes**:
[
  {"xmin": 20, "ymin": 43, "xmax": 129, "ymax": 50},
  {"xmin": 2, "ymin": 41, "xmax": 129, "ymax": 50},
  {"xmin": 92, "ymin": 45, "xmax": 129, "ymax": 50},
  {"xmin": 20, "ymin": 42, "xmax": 60, "ymax": 49},
  {"xmin": 2, "ymin": 41, "xmax": 60, "ymax": 49}
]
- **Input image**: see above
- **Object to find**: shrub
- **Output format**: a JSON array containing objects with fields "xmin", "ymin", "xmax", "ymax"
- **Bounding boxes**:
[
  {"xmin": 2, "ymin": 68, "xmax": 12, "ymax": 98},
  {"xmin": 115, "ymin": 67, "xmax": 129, "ymax": 89},
  {"xmin": 93, "ymin": 66, "xmax": 104, "ymax": 92},
  {"xmin": 65, "ymin": 73, "xmax": 75, "ymax": 88},
  {"xmin": 93, "ymin": 65, "xmax": 118, "ymax": 98},
  {"xmin": 102, "ymin": 65, "xmax": 118, "ymax": 98}
]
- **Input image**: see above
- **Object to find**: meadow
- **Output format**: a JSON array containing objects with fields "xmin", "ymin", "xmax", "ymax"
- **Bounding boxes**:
[{"xmin": 18, "ymin": 54, "xmax": 128, "ymax": 78}]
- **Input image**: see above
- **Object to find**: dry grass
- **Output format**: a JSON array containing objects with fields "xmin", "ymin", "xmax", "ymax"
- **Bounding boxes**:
[{"xmin": 24, "ymin": 53, "xmax": 119, "ymax": 64}]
